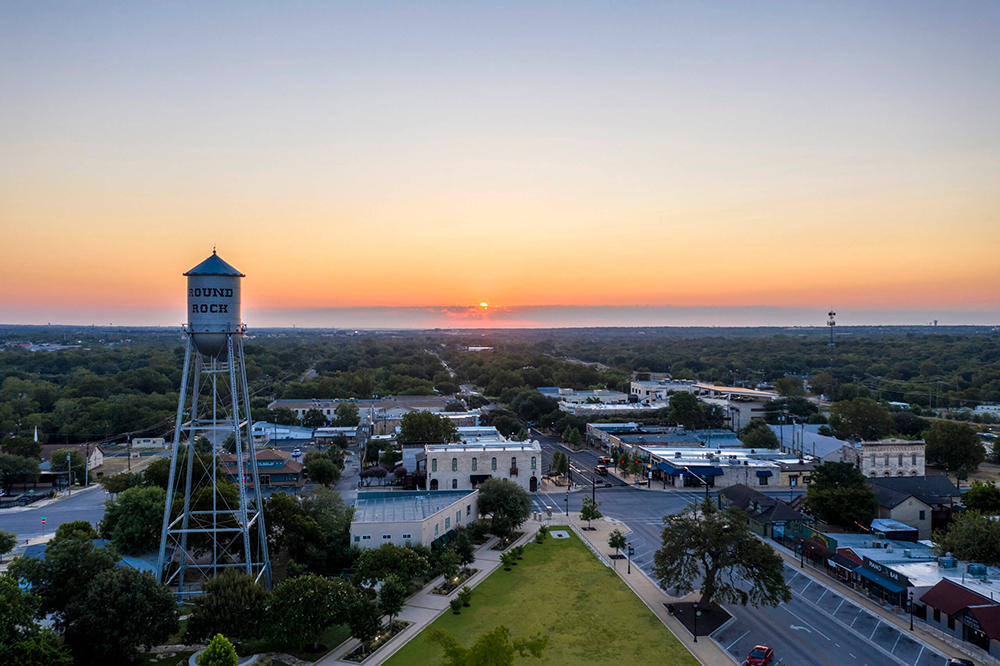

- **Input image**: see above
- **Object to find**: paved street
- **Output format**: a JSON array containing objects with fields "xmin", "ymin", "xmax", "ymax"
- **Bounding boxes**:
[{"xmin": 0, "ymin": 485, "xmax": 108, "ymax": 547}]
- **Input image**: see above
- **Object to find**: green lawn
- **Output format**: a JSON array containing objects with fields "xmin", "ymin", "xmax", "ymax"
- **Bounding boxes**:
[{"xmin": 383, "ymin": 527, "xmax": 698, "ymax": 666}]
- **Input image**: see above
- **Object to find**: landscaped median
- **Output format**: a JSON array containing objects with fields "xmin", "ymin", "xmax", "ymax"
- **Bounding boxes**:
[{"xmin": 383, "ymin": 526, "xmax": 699, "ymax": 666}]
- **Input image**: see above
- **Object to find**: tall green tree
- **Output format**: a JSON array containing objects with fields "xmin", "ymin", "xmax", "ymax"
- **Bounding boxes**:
[
  {"xmin": 354, "ymin": 543, "xmax": 429, "ymax": 588},
  {"xmin": 0, "ymin": 575, "xmax": 72, "ymax": 666},
  {"xmin": 50, "ymin": 449, "xmax": 86, "ymax": 485},
  {"xmin": 0, "ymin": 453, "xmax": 40, "ymax": 493},
  {"xmin": 378, "ymin": 573, "xmax": 408, "ymax": 626},
  {"xmin": 667, "ymin": 392, "xmax": 704, "ymax": 430},
  {"xmin": 934, "ymin": 511, "xmax": 1000, "ymax": 566},
  {"xmin": 333, "ymin": 402, "xmax": 361, "ymax": 427},
  {"xmin": 306, "ymin": 456, "xmax": 339, "ymax": 487},
  {"xmin": 580, "ymin": 496, "xmax": 602, "ymax": 529},
  {"xmin": 301, "ymin": 408, "xmax": 328, "ymax": 427},
  {"xmin": 426, "ymin": 625, "xmax": 548, "ymax": 666},
  {"xmin": 652, "ymin": 499, "xmax": 791, "ymax": 609},
  {"xmin": 347, "ymin": 592, "xmax": 384, "ymax": 646},
  {"xmin": 1, "ymin": 435, "xmax": 42, "ymax": 460},
  {"xmin": 774, "ymin": 377, "xmax": 806, "ymax": 397},
  {"xmin": 924, "ymin": 420, "xmax": 985, "ymax": 473},
  {"xmin": 477, "ymin": 478, "xmax": 531, "ymax": 540},
  {"xmin": 740, "ymin": 419, "xmax": 780, "ymax": 450},
  {"xmin": 266, "ymin": 574, "xmax": 356, "ymax": 651},
  {"xmin": 803, "ymin": 461, "xmax": 877, "ymax": 528},
  {"xmin": 7, "ymin": 535, "xmax": 119, "ymax": 628},
  {"xmin": 63, "ymin": 567, "xmax": 179, "ymax": 666},
  {"xmin": 963, "ymin": 481, "xmax": 1000, "ymax": 514},
  {"xmin": 398, "ymin": 411, "xmax": 459, "ymax": 443},
  {"xmin": 0, "ymin": 530, "xmax": 16, "ymax": 564},
  {"xmin": 829, "ymin": 398, "xmax": 893, "ymax": 441},
  {"xmin": 100, "ymin": 485, "xmax": 166, "ymax": 555},
  {"xmin": 184, "ymin": 569, "xmax": 269, "ymax": 644},
  {"xmin": 608, "ymin": 529, "xmax": 627, "ymax": 569}
]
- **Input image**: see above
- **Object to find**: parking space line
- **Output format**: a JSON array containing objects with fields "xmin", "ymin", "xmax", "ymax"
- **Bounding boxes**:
[
  {"xmin": 869, "ymin": 620, "xmax": 880, "ymax": 640},
  {"xmin": 914, "ymin": 646, "xmax": 923, "ymax": 664},
  {"xmin": 816, "ymin": 588, "xmax": 827, "ymax": 604},
  {"xmin": 834, "ymin": 598, "xmax": 845, "ymax": 614},
  {"xmin": 890, "ymin": 633, "xmax": 901, "ymax": 654},
  {"xmin": 726, "ymin": 629, "xmax": 751, "ymax": 650}
]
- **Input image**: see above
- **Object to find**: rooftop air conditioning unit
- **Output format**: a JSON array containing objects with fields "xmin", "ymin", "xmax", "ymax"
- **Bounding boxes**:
[
  {"xmin": 968, "ymin": 563, "xmax": 988, "ymax": 578},
  {"xmin": 886, "ymin": 546, "xmax": 894, "ymax": 553},
  {"xmin": 903, "ymin": 549, "xmax": 911, "ymax": 558},
  {"xmin": 937, "ymin": 556, "xmax": 958, "ymax": 569}
]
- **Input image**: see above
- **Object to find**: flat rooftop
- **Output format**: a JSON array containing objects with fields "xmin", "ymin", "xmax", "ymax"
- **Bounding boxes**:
[{"xmin": 354, "ymin": 490, "xmax": 475, "ymax": 523}]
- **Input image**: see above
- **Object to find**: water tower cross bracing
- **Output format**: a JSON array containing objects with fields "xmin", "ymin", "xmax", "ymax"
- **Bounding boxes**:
[{"xmin": 156, "ymin": 251, "xmax": 271, "ymax": 595}]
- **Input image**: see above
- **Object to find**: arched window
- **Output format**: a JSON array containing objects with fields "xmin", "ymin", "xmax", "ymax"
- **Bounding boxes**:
[
  {"xmin": 452, "ymin": 479, "xmax": 458, "ymax": 489},
  {"xmin": 472, "ymin": 458, "xmax": 478, "ymax": 471},
  {"xmin": 511, "ymin": 456, "xmax": 517, "ymax": 468},
  {"xmin": 491, "ymin": 457, "xmax": 497, "ymax": 471},
  {"xmin": 430, "ymin": 479, "xmax": 439, "ymax": 490},
  {"xmin": 431, "ymin": 459, "xmax": 437, "ymax": 472},
  {"xmin": 883, "ymin": 471, "xmax": 891, "ymax": 476},
  {"xmin": 452, "ymin": 457, "xmax": 458, "ymax": 472},
  {"xmin": 531, "ymin": 456, "xmax": 536, "ymax": 470}
]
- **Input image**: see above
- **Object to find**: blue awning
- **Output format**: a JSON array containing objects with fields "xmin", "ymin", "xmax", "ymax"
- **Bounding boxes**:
[
  {"xmin": 855, "ymin": 567, "xmax": 906, "ymax": 594},
  {"xmin": 688, "ymin": 467, "xmax": 724, "ymax": 477},
  {"xmin": 657, "ymin": 461, "xmax": 682, "ymax": 475},
  {"xmin": 756, "ymin": 470, "xmax": 773, "ymax": 477}
]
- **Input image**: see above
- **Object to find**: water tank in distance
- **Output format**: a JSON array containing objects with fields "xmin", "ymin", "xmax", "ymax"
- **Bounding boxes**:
[{"xmin": 184, "ymin": 251, "xmax": 244, "ymax": 358}]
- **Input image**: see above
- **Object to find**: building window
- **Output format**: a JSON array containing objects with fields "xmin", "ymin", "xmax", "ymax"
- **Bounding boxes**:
[
  {"xmin": 884, "ymin": 455, "xmax": 890, "ymax": 466},
  {"xmin": 452, "ymin": 479, "xmax": 458, "ymax": 489},
  {"xmin": 948, "ymin": 616, "xmax": 955, "ymax": 630},
  {"xmin": 912, "ymin": 454, "xmax": 917, "ymax": 465},
  {"xmin": 434, "ymin": 524, "xmax": 439, "ymax": 536},
  {"xmin": 445, "ymin": 517, "xmax": 451, "ymax": 530},
  {"xmin": 531, "ymin": 456, "xmax": 536, "ymax": 470},
  {"xmin": 383, "ymin": 534, "xmax": 392, "ymax": 540},
  {"xmin": 492, "ymin": 457, "xmax": 497, "ymax": 471},
  {"xmin": 933, "ymin": 608, "xmax": 940, "ymax": 623},
  {"xmin": 467, "ymin": 504, "xmax": 471, "ymax": 516},
  {"xmin": 870, "ymin": 455, "xmax": 875, "ymax": 466},
  {"xmin": 919, "ymin": 510, "xmax": 926, "ymax": 520},
  {"xmin": 759, "ymin": 475, "xmax": 768, "ymax": 486},
  {"xmin": 472, "ymin": 458, "xmax": 477, "ymax": 471},
  {"xmin": 899, "ymin": 454, "xmax": 903, "ymax": 466},
  {"xmin": 354, "ymin": 536, "xmax": 360, "ymax": 542},
  {"xmin": 452, "ymin": 457, "xmax": 458, "ymax": 471},
  {"xmin": 431, "ymin": 459, "xmax": 437, "ymax": 472},
  {"xmin": 362, "ymin": 535, "xmax": 372, "ymax": 541},
  {"xmin": 402, "ymin": 533, "xmax": 411, "ymax": 540},
  {"xmin": 457, "ymin": 511, "xmax": 461, "ymax": 523}
]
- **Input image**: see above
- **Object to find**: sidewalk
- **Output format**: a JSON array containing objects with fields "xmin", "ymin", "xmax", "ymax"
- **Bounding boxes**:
[{"xmin": 313, "ymin": 531, "xmax": 518, "ymax": 666}]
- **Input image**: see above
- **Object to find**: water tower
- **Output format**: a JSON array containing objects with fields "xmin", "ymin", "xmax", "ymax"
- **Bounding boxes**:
[{"xmin": 156, "ymin": 251, "xmax": 271, "ymax": 595}]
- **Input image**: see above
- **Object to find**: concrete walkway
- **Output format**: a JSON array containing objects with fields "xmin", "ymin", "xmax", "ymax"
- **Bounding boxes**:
[{"xmin": 314, "ymin": 533, "xmax": 514, "ymax": 666}]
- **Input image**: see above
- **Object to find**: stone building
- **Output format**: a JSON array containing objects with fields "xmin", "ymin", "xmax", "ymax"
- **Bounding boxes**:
[
  {"xmin": 424, "ymin": 440, "xmax": 542, "ymax": 493},
  {"xmin": 844, "ymin": 438, "xmax": 926, "ymax": 478}
]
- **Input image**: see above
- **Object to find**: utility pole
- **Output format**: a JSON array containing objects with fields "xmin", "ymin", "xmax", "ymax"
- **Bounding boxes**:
[{"xmin": 66, "ymin": 453, "xmax": 72, "ymax": 496}]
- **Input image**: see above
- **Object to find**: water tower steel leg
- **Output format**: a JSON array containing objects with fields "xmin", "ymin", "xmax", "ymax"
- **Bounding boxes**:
[
  {"xmin": 238, "ymin": 336, "xmax": 271, "ymax": 588},
  {"xmin": 211, "ymin": 359, "xmax": 218, "ymax": 580},
  {"xmin": 157, "ymin": 336, "xmax": 192, "ymax": 584},
  {"xmin": 177, "ymin": 354, "xmax": 202, "ymax": 594},
  {"xmin": 227, "ymin": 336, "xmax": 254, "ymax": 574}
]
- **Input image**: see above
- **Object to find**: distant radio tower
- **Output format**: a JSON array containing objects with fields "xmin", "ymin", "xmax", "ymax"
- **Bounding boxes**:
[
  {"xmin": 156, "ymin": 251, "xmax": 271, "ymax": 596},
  {"xmin": 827, "ymin": 310, "xmax": 836, "ymax": 348}
]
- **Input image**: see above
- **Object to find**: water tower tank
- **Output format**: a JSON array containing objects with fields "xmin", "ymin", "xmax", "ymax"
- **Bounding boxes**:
[{"xmin": 184, "ymin": 251, "xmax": 244, "ymax": 358}]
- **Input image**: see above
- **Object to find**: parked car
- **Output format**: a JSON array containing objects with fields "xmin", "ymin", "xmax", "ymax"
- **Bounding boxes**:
[
  {"xmin": 598, "ymin": 456, "xmax": 612, "ymax": 464},
  {"xmin": 744, "ymin": 645, "xmax": 774, "ymax": 666},
  {"xmin": 947, "ymin": 659, "xmax": 974, "ymax": 666},
  {"xmin": 594, "ymin": 465, "xmax": 608, "ymax": 476}
]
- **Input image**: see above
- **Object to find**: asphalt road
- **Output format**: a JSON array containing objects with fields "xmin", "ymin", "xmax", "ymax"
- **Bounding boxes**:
[
  {"xmin": 0, "ymin": 485, "xmax": 108, "ymax": 547},
  {"xmin": 529, "ymin": 429, "xmax": 949, "ymax": 666}
]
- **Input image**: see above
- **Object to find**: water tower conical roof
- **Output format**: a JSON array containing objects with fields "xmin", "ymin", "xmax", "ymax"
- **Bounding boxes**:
[{"xmin": 184, "ymin": 251, "xmax": 245, "ymax": 277}]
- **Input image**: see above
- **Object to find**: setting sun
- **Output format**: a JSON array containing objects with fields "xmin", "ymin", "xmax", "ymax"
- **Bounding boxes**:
[{"xmin": 479, "ymin": 302, "xmax": 489, "ymax": 310}]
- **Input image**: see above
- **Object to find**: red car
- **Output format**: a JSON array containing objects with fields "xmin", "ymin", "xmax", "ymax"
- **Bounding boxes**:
[{"xmin": 745, "ymin": 645, "xmax": 774, "ymax": 666}]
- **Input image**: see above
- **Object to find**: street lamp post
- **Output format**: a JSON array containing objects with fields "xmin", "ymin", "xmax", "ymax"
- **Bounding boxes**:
[
  {"xmin": 627, "ymin": 541, "xmax": 632, "ymax": 575},
  {"xmin": 66, "ymin": 453, "xmax": 72, "ymax": 496},
  {"xmin": 693, "ymin": 603, "xmax": 701, "ymax": 642},
  {"xmin": 909, "ymin": 591, "xmax": 914, "ymax": 631}
]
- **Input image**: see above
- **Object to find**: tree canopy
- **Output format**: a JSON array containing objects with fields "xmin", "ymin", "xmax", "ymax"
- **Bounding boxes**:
[
  {"xmin": 100, "ymin": 485, "xmax": 166, "ymax": 555},
  {"xmin": 184, "ymin": 569, "xmax": 268, "ymax": 644},
  {"xmin": 477, "ymin": 478, "xmax": 531, "ymax": 539},
  {"xmin": 739, "ymin": 419, "xmax": 780, "ymax": 449},
  {"xmin": 963, "ymin": 481, "xmax": 1000, "ymax": 514},
  {"xmin": 398, "ymin": 411, "xmax": 460, "ymax": 444},
  {"xmin": 652, "ymin": 499, "xmax": 791, "ymax": 609},
  {"xmin": 934, "ymin": 510, "xmax": 1000, "ymax": 566},
  {"xmin": 924, "ymin": 420, "xmax": 985, "ymax": 472},
  {"xmin": 829, "ymin": 398, "xmax": 893, "ymax": 441},
  {"xmin": 803, "ymin": 461, "xmax": 877, "ymax": 528},
  {"xmin": 427, "ymin": 625, "xmax": 548, "ymax": 666}
]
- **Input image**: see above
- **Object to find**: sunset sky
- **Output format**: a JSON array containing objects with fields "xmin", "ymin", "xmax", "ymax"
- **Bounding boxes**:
[{"xmin": 2, "ymin": 2, "xmax": 998, "ymax": 328}]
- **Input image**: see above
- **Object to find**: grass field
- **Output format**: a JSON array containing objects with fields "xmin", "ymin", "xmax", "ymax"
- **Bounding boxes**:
[{"xmin": 383, "ymin": 526, "xmax": 698, "ymax": 666}]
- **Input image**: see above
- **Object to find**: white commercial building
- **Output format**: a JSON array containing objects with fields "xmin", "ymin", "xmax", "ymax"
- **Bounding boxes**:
[
  {"xmin": 845, "ymin": 438, "xmax": 926, "ymax": 478},
  {"xmin": 425, "ymin": 437, "xmax": 543, "ymax": 493},
  {"xmin": 350, "ymin": 490, "xmax": 479, "ymax": 550},
  {"xmin": 629, "ymin": 379, "xmax": 697, "ymax": 402}
]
